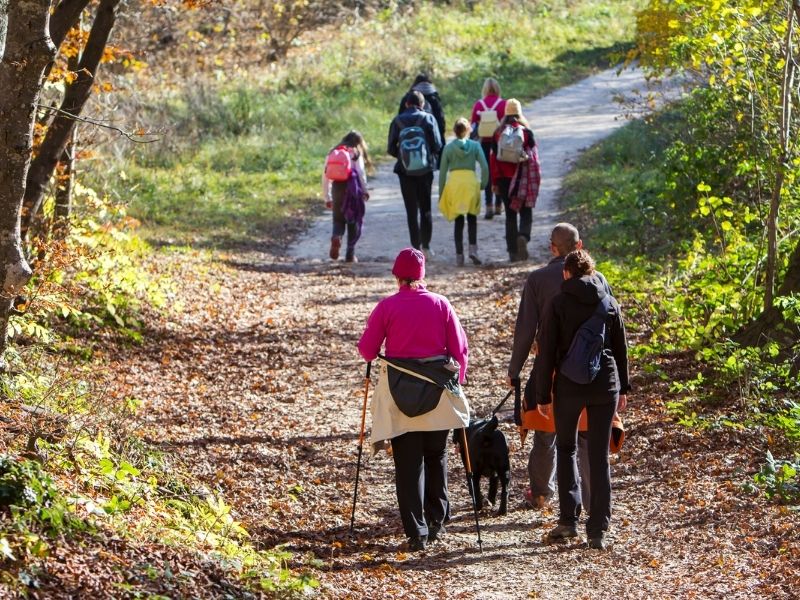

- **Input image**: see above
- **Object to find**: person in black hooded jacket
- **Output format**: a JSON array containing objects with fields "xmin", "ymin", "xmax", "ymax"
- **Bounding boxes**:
[
  {"xmin": 398, "ymin": 73, "xmax": 446, "ymax": 162},
  {"xmin": 534, "ymin": 248, "xmax": 630, "ymax": 550}
]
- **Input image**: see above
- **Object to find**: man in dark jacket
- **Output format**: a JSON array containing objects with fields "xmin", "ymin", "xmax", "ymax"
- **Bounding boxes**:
[
  {"xmin": 507, "ymin": 224, "xmax": 610, "ymax": 510},
  {"xmin": 388, "ymin": 91, "xmax": 443, "ymax": 256},
  {"xmin": 398, "ymin": 73, "xmax": 446, "ymax": 154}
]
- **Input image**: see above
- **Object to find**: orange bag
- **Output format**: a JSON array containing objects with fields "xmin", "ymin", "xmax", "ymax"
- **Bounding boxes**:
[{"xmin": 520, "ymin": 373, "xmax": 625, "ymax": 453}]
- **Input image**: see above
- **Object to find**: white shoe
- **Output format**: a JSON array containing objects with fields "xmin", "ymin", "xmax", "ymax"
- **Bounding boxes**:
[{"xmin": 468, "ymin": 244, "xmax": 482, "ymax": 265}]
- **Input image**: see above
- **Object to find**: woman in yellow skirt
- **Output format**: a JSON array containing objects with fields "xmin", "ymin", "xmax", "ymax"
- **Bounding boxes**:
[{"xmin": 438, "ymin": 118, "xmax": 489, "ymax": 266}]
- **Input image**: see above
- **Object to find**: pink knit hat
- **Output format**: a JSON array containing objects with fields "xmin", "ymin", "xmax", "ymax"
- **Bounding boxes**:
[{"xmin": 392, "ymin": 248, "xmax": 425, "ymax": 280}]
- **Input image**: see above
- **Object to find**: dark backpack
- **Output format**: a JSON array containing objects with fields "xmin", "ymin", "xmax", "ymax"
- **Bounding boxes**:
[
  {"xmin": 398, "ymin": 115, "xmax": 432, "ymax": 175},
  {"xmin": 560, "ymin": 296, "xmax": 612, "ymax": 384}
]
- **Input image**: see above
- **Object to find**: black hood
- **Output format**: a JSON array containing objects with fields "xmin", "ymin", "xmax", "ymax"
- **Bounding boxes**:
[
  {"xmin": 412, "ymin": 82, "xmax": 438, "ymax": 96},
  {"xmin": 562, "ymin": 274, "xmax": 608, "ymax": 306}
]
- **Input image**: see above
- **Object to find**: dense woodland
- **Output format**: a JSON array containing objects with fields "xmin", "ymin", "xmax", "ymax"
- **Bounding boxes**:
[{"xmin": 0, "ymin": 0, "xmax": 798, "ymax": 597}]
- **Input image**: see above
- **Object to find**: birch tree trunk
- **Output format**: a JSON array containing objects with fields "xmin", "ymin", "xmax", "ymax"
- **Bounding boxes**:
[
  {"xmin": 0, "ymin": 0, "xmax": 57, "ymax": 370},
  {"xmin": 0, "ymin": 0, "xmax": 8, "ymax": 60}
]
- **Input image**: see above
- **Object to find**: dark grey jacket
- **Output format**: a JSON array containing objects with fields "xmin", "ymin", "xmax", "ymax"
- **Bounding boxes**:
[
  {"xmin": 387, "ymin": 107, "xmax": 443, "ymax": 176},
  {"xmin": 507, "ymin": 256, "xmax": 610, "ymax": 379},
  {"xmin": 534, "ymin": 274, "xmax": 631, "ymax": 406}
]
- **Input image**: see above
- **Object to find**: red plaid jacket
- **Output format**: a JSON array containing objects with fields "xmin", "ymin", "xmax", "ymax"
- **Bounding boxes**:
[{"xmin": 509, "ymin": 145, "xmax": 541, "ymax": 211}]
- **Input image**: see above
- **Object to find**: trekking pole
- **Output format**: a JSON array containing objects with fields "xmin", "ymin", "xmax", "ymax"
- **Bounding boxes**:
[
  {"xmin": 459, "ymin": 427, "xmax": 483, "ymax": 551},
  {"xmin": 349, "ymin": 362, "xmax": 371, "ymax": 534}
]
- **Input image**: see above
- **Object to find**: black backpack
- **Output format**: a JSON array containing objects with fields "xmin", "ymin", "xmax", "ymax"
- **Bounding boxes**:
[{"xmin": 560, "ymin": 296, "xmax": 612, "ymax": 384}]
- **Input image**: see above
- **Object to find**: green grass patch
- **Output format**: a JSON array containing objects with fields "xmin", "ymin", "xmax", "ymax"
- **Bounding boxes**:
[{"xmin": 109, "ymin": 0, "xmax": 644, "ymax": 246}]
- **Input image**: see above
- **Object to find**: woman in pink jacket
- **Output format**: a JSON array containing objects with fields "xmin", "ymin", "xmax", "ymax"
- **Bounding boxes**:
[
  {"xmin": 470, "ymin": 77, "xmax": 506, "ymax": 219},
  {"xmin": 358, "ymin": 248, "xmax": 469, "ymax": 552}
]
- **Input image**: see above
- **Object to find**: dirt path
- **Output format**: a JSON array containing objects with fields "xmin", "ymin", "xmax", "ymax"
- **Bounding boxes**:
[{"xmin": 111, "ymin": 68, "xmax": 798, "ymax": 599}]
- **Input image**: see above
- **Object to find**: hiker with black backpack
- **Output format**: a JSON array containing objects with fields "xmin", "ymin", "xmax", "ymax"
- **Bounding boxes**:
[
  {"xmin": 470, "ymin": 77, "xmax": 506, "ymax": 220},
  {"xmin": 322, "ymin": 130, "xmax": 373, "ymax": 262},
  {"xmin": 388, "ymin": 91, "xmax": 443, "ymax": 258},
  {"xmin": 506, "ymin": 224, "xmax": 610, "ymax": 512},
  {"xmin": 398, "ymin": 73, "xmax": 446, "ymax": 162},
  {"xmin": 533, "ymin": 249, "xmax": 630, "ymax": 550},
  {"xmin": 490, "ymin": 98, "xmax": 541, "ymax": 262}
]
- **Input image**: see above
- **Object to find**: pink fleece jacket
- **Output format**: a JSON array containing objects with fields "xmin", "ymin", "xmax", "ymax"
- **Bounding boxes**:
[{"xmin": 358, "ymin": 286, "xmax": 469, "ymax": 383}]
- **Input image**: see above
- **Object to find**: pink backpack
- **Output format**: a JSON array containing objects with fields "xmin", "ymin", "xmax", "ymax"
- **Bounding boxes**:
[{"xmin": 325, "ymin": 146, "xmax": 352, "ymax": 182}]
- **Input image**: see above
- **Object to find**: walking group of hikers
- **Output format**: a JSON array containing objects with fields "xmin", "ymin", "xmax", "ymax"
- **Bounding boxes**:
[
  {"xmin": 324, "ymin": 75, "xmax": 630, "ymax": 552},
  {"xmin": 355, "ymin": 222, "xmax": 630, "ymax": 553},
  {"xmin": 322, "ymin": 74, "xmax": 540, "ymax": 264}
]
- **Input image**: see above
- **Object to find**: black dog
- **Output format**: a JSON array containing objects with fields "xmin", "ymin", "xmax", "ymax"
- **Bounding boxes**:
[{"xmin": 453, "ymin": 415, "xmax": 511, "ymax": 515}]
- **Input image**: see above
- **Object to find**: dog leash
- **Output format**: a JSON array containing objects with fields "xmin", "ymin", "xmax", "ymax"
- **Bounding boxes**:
[{"xmin": 491, "ymin": 388, "xmax": 514, "ymax": 417}]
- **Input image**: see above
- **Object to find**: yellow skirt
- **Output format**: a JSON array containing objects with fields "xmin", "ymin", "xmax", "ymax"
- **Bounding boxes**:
[{"xmin": 439, "ymin": 169, "xmax": 480, "ymax": 221}]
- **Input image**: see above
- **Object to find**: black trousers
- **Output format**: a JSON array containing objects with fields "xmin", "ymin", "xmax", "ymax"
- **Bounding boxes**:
[
  {"xmin": 554, "ymin": 395, "xmax": 617, "ymax": 538},
  {"xmin": 390, "ymin": 430, "xmax": 450, "ymax": 539},
  {"xmin": 496, "ymin": 177, "xmax": 532, "ymax": 254},
  {"xmin": 454, "ymin": 214, "xmax": 477, "ymax": 255},
  {"xmin": 480, "ymin": 140, "xmax": 495, "ymax": 207},
  {"xmin": 398, "ymin": 172, "xmax": 434, "ymax": 250}
]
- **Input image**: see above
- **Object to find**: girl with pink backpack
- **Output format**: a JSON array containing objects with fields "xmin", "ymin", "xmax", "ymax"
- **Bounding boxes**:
[{"xmin": 322, "ymin": 131, "xmax": 373, "ymax": 262}]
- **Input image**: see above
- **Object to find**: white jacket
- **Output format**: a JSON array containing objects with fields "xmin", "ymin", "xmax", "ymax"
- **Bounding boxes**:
[{"xmin": 369, "ymin": 359, "xmax": 470, "ymax": 455}]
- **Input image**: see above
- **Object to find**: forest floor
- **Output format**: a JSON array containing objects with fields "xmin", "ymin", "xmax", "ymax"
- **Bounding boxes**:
[{"xmin": 104, "ymin": 68, "xmax": 799, "ymax": 599}]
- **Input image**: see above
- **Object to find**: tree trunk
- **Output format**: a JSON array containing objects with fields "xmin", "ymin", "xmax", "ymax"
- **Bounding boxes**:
[
  {"xmin": 0, "ymin": 0, "xmax": 8, "ymax": 60},
  {"xmin": 21, "ymin": 0, "xmax": 120, "ymax": 237},
  {"xmin": 0, "ymin": 0, "xmax": 57, "ymax": 370},
  {"xmin": 735, "ymin": 238, "xmax": 800, "ymax": 346},
  {"xmin": 765, "ymin": 2, "xmax": 797, "ymax": 311},
  {"xmin": 53, "ymin": 135, "xmax": 76, "ymax": 239}
]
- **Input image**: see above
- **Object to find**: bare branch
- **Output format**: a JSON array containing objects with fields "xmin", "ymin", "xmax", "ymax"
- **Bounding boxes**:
[{"xmin": 35, "ymin": 103, "xmax": 161, "ymax": 143}]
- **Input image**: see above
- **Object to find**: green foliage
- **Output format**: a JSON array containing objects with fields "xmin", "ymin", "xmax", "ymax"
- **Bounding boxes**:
[
  {"xmin": 750, "ymin": 451, "xmax": 800, "ymax": 505},
  {"xmin": 5, "ymin": 183, "xmax": 172, "ymax": 357},
  {"xmin": 108, "ymin": 0, "xmax": 643, "ymax": 245},
  {"xmin": 0, "ymin": 455, "xmax": 84, "ymax": 562}
]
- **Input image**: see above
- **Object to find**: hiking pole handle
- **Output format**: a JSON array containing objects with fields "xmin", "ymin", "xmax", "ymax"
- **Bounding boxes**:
[{"xmin": 350, "ymin": 361, "xmax": 372, "ymax": 534}]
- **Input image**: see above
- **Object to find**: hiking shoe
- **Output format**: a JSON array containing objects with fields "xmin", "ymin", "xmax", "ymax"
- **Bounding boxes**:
[
  {"xmin": 468, "ymin": 245, "xmax": 482, "ymax": 265},
  {"xmin": 406, "ymin": 535, "xmax": 427, "ymax": 552},
  {"xmin": 329, "ymin": 236, "xmax": 341, "ymax": 260},
  {"xmin": 428, "ymin": 523, "xmax": 446, "ymax": 542},
  {"xmin": 494, "ymin": 202, "xmax": 503, "ymax": 216},
  {"xmin": 516, "ymin": 235, "xmax": 529, "ymax": 261},
  {"xmin": 524, "ymin": 487, "xmax": 548, "ymax": 509},
  {"xmin": 587, "ymin": 536, "xmax": 606, "ymax": 550},
  {"xmin": 421, "ymin": 247, "xmax": 434, "ymax": 261},
  {"xmin": 547, "ymin": 524, "xmax": 579, "ymax": 540},
  {"xmin": 509, "ymin": 252, "xmax": 520, "ymax": 263},
  {"xmin": 484, "ymin": 206, "xmax": 494, "ymax": 220},
  {"xmin": 456, "ymin": 254, "xmax": 465, "ymax": 267},
  {"xmin": 345, "ymin": 252, "xmax": 358, "ymax": 263}
]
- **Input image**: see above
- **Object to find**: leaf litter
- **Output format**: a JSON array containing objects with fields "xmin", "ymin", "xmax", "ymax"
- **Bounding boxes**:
[{"xmin": 92, "ymin": 245, "xmax": 800, "ymax": 599}]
